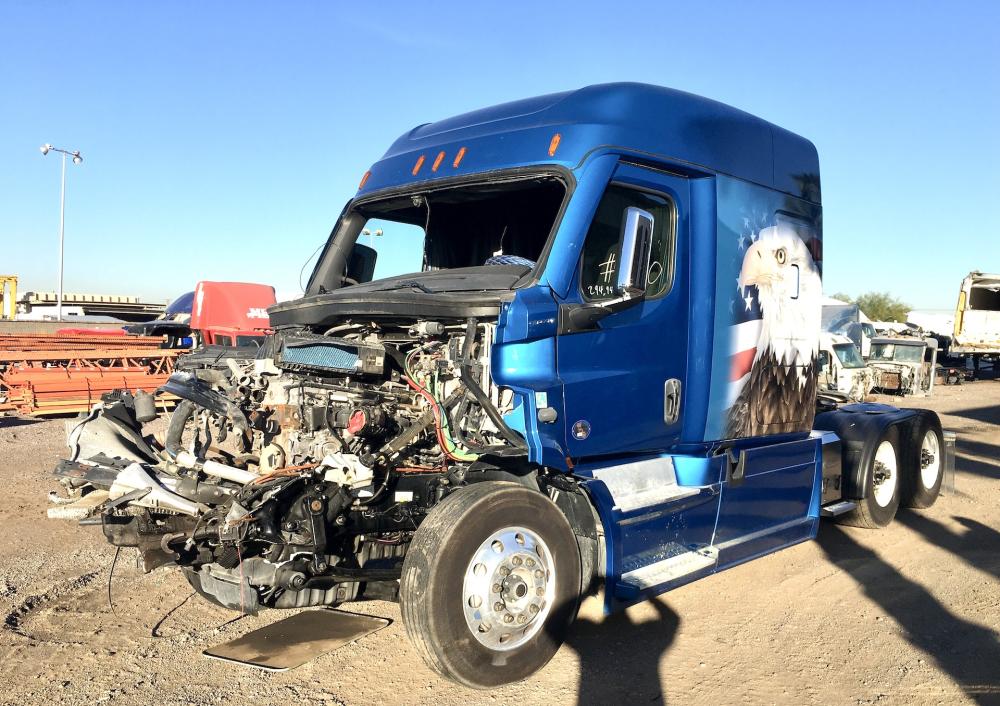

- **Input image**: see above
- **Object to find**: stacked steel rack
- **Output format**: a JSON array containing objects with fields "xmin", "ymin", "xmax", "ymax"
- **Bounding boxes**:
[{"xmin": 0, "ymin": 332, "xmax": 178, "ymax": 416}]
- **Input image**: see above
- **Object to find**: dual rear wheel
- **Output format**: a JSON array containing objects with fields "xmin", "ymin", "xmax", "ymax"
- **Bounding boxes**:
[{"xmin": 840, "ymin": 419, "xmax": 944, "ymax": 529}]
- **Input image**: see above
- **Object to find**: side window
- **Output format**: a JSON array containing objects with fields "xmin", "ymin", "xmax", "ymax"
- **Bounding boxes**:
[{"xmin": 580, "ymin": 184, "xmax": 675, "ymax": 301}]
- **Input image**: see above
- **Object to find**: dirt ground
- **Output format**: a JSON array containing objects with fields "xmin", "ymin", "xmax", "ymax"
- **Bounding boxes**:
[{"xmin": 0, "ymin": 382, "xmax": 997, "ymax": 706}]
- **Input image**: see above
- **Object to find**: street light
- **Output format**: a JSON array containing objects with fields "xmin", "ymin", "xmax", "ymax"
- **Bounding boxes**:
[{"xmin": 40, "ymin": 143, "xmax": 83, "ymax": 321}]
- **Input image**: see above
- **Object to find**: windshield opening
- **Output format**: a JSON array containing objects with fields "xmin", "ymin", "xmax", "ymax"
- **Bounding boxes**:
[
  {"xmin": 307, "ymin": 175, "xmax": 566, "ymax": 294},
  {"xmin": 833, "ymin": 343, "xmax": 866, "ymax": 368},
  {"xmin": 870, "ymin": 342, "xmax": 924, "ymax": 363},
  {"xmin": 969, "ymin": 283, "xmax": 1000, "ymax": 311},
  {"xmin": 165, "ymin": 291, "xmax": 195, "ymax": 317}
]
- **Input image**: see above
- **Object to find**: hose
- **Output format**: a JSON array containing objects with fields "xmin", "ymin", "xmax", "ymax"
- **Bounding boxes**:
[
  {"xmin": 165, "ymin": 399, "xmax": 196, "ymax": 460},
  {"xmin": 459, "ymin": 318, "xmax": 527, "ymax": 450},
  {"xmin": 164, "ymin": 398, "xmax": 257, "ymax": 485},
  {"xmin": 446, "ymin": 333, "xmax": 489, "ymax": 452},
  {"xmin": 402, "ymin": 374, "xmax": 476, "ymax": 462}
]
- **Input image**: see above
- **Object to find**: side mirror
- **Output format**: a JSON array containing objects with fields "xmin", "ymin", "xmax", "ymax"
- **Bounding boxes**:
[
  {"xmin": 558, "ymin": 207, "xmax": 656, "ymax": 335},
  {"xmin": 346, "ymin": 242, "xmax": 378, "ymax": 285},
  {"xmin": 617, "ymin": 207, "xmax": 655, "ymax": 298}
]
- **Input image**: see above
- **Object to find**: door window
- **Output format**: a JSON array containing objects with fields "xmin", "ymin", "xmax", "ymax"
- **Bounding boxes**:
[{"xmin": 579, "ymin": 184, "xmax": 676, "ymax": 301}]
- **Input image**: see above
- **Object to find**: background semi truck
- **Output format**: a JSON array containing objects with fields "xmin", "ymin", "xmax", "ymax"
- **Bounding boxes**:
[
  {"xmin": 949, "ymin": 271, "xmax": 1000, "ymax": 371},
  {"xmin": 126, "ymin": 281, "xmax": 275, "ymax": 348},
  {"xmin": 49, "ymin": 84, "xmax": 950, "ymax": 688}
]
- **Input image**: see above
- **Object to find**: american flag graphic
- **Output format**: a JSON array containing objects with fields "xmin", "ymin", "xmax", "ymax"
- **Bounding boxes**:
[{"xmin": 724, "ymin": 220, "xmax": 765, "ymax": 409}]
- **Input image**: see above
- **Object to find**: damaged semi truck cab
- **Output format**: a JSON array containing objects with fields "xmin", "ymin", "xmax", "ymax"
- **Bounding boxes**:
[{"xmin": 51, "ymin": 84, "xmax": 950, "ymax": 688}]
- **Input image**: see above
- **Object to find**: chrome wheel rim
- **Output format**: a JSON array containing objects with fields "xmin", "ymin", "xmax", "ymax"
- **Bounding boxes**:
[
  {"xmin": 872, "ymin": 440, "xmax": 898, "ymax": 507},
  {"xmin": 461, "ymin": 526, "xmax": 555, "ymax": 651},
  {"xmin": 920, "ymin": 430, "xmax": 941, "ymax": 489}
]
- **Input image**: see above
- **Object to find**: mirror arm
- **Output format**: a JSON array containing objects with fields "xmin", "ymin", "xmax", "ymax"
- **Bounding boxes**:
[{"xmin": 558, "ymin": 293, "xmax": 644, "ymax": 335}]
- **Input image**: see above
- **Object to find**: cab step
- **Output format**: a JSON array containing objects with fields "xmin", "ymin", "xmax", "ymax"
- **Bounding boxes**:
[
  {"xmin": 820, "ymin": 500, "xmax": 857, "ymax": 517},
  {"xmin": 615, "ymin": 546, "xmax": 719, "ymax": 600}
]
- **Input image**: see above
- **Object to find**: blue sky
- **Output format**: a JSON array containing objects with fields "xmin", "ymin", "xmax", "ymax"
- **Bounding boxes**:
[{"xmin": 1, "ymin": 1, "xmax": 997, "ymax": 308}]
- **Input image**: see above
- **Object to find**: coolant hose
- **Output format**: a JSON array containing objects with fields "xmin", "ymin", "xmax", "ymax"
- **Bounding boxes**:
[
  {"xmin": 459, "ymin": 318, "xmax": 527, "ymax": 450},
  {"xmin": 163, "ymin": 398, "xmax": 257, "ymax": 485},
  {"xmin": 165, "ymin": 399, "xmax": 196, "ymax": 460}
]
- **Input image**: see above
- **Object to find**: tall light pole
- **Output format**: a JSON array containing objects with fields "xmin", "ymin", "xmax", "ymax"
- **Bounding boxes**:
[{"xmin": 40, "ymin": 143, "xmax": 83, "ymax": 321}]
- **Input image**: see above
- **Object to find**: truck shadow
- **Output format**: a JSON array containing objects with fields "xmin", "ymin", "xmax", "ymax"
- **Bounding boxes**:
[
  {"xmin": 817, "ymin": 524, "xmax": 1000, "ymax": 703},
  {"xmin": 955, "ymin": 438, "xmax": 1000, "ymax": 480},
  {"xmin": 0, "ymin": 417, "xmax": 42, "ymax": 429},
  {"xmin": 562, "ymin": 598, "xmax": 679, "ymax": 705},
  {"xmin": 947, "ymin": 404, "xmax": 1000, "ymax": 426},
  {"xmin": 896, "ymin": 511, "xmax": 1000, "ymax": 582}
]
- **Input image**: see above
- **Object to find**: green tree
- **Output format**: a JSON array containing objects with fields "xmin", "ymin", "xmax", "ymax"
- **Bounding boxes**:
[
  {"xmin": 830, "ymin": 292, "xmax": 853, "ymax": 303},
  {"xmin": 854, "ymin": 291, "xmax": 910, "ymax": 322}
]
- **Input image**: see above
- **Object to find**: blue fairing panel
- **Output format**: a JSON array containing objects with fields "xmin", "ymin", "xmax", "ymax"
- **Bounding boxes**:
[
  {"xmin": 492, "ymin": 285, "xmax": 566, "ymax": 468},
  {"xmin": 713, "ymin": 436, "xmax": 821, "ymax": 568},
  {"xmin": 581, "ymin": 436, "xmax": 822, "ymax": 613}
]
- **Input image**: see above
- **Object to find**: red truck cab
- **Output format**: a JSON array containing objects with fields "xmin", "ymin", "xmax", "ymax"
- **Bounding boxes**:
[{"xmin": 190, "ymin": 281, "xmax": 275, "ymax": 347}]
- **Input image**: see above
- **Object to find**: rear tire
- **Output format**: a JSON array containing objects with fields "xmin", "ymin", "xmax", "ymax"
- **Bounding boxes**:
[
  {"xmin": 400, "ymin": 481, "xmax": 581, "ymax": 689},
  {"xmin": 838, "ymin": 428, "xmax": 901, "ymax": 529},
  {"xmin": 901, "ymin": 419, "xmax": 944, "ymax": 508}
]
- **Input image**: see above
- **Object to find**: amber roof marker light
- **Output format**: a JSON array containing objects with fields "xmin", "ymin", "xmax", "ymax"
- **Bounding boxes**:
[
  {"xmin": 431, "ymin": 151, "xmax": 446, "ymax": 172},
  {"xmin": 548, "ymin": 133, "xmax": 562, "ymax": 157},
  {"xmin": 412, "ymin": 155, "xmax": 426, "ymax": 176},
  {"xmin": 359, "ymin": 170, "xmax": 371, "ymax": 189},
  {"xmin": 452, "ymin": 146, "xmax": 467, "ymax": 168}
]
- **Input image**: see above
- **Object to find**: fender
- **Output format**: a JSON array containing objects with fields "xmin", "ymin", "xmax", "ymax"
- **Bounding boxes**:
[{"xmin": 813, "ymin": 403, "xmax": 930, "ymax": 499}]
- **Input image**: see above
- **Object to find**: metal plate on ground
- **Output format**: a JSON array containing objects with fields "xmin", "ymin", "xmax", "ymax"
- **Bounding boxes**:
[{"xmin": 203, "ymin": 609, "xmax": 390, "ymax": 671}]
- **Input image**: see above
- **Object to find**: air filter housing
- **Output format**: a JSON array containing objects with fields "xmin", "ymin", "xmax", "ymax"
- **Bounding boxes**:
[{"xmin": 278, "ymin": 334, "xmax": 385, "ymax": 376}]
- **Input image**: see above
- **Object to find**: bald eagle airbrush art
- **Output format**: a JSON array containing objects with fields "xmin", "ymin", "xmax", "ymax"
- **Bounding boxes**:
[{"xmin": 725, "ymin": 223, "xmax": 822, "ymax": 438}]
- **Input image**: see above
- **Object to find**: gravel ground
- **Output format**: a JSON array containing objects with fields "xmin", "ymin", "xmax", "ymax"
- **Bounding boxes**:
[{"xmin": 0, "ymin": 382, "xmax": 997, "ymax": 705}]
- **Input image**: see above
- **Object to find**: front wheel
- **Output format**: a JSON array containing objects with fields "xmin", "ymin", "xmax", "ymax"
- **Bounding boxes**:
[{"xmin": 400, "ymin": 481, "xmax": 582, "ymax": 689}]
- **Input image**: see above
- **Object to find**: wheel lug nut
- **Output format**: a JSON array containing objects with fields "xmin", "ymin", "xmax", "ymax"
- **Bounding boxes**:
[
  {"xmin": 526, "ymin": 558, "xmax": 535, "ymax": 568},
  {"xmin": 503, "ymin": 614, "xmax": 514, "ymax": 624},
  {"xmin": 494, "ymin": 602, "xmax": 504, "ymax": 611},
  {"xmin": 492, "ymin": 583, "xmax": 501, "ymax": 593},
  {"xmin": 499, "ymin": 566, "xmax": 510, "ymax": 576},
  {"xmin": 534, "ymin": 569, "xmax": 543, "ymax": 578},
  {"xmin": 529, "ymin": 604, "xmax": 539, "ymax": 614},
  {"xmin": 517, "ymin": 615, "xmax": 528, "ymax": 624},
  {"xmin": 536, "ymin": 587, "xmax": 545, "ymax": 596},
  {"xmin": 512, "ymin": 556, "xmax": 522, "ymax": 566}
]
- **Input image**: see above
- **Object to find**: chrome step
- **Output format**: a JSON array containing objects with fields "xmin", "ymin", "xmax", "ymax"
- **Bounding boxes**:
[
  {"xmin": 617, "ymin": 546, "xmax": 719, "ymax": 596},
  {"xmin": 821, "ymin": 500, "xmax": 857, "ymax": 517},
  {"xmin": 591, "ymin": 456, "xmax": 699, "ymax": 513}
]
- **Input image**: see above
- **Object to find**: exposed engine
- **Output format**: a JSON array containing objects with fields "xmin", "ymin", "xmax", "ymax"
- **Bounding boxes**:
[{"xmin": 52, "ymin": 318, "xmax": 534, "ymax": 612}]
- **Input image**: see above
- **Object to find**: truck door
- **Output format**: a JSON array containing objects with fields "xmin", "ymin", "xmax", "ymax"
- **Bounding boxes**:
[{"xmin": 556, "ymin": 163, "xmax": 690, "ymax": 459}]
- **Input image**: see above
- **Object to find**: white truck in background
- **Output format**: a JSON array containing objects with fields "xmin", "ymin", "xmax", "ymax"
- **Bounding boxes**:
[
  {"xmin": 950, "ymin": 272, "xmax": 1000, "ymax": 373},
  {"xmin": 822, "ymin": 302, "xmax": 876, "ymax": 358},
  {"xmin": 818, "ymin": 332, "xmax": 875, "ymax": 401}
]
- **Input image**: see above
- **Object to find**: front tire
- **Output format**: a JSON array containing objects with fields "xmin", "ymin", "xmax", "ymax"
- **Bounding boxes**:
[{"xmin": 400, "ymin": 481, "xmax": 582, "ymax": 689}]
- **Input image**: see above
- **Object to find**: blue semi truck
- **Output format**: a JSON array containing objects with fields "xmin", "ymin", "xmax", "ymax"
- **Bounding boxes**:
[{"xmin": 52, "ymin": 83, "xmax": 950, "ymax": 688}]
